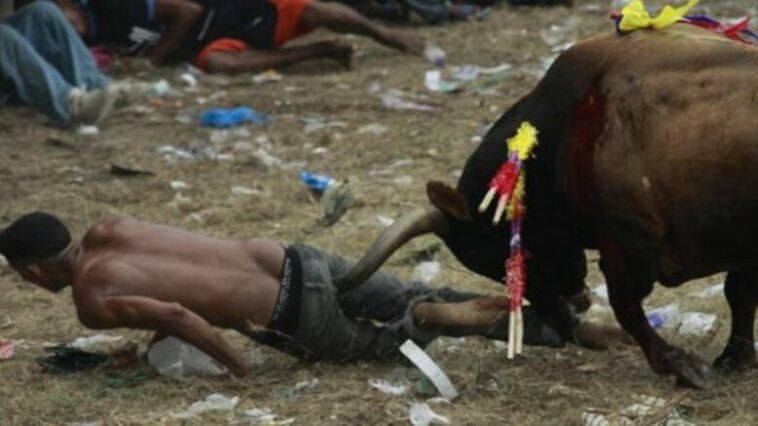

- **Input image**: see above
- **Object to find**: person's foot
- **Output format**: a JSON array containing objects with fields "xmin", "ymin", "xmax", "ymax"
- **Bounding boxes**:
[
  {"xmin": 574, "ymin": 321, "xmax": 635, "ymax": 350},
  {"xmin": 319, "ymin": 41, "xmax": 354, "ymax": 69},
  {"xmin": 67, "ymin": 86, "xmax": 119, "ymax": 125},
  {"xmin": 414, "ymin": 296, "xmax": 508, "ymax": 328}
]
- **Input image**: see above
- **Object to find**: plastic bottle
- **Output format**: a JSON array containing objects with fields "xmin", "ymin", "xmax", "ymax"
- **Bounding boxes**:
[
  {"xmin": 299, "ymin": 171, "xmax": 335, "ymax": 192},
  {"xmin": 424, "ymin": 44, "xmax": 447, "ymax": 68},
  {"xmin": 646, "ymin": 304, "xmax": 681, "ymax": 329}
]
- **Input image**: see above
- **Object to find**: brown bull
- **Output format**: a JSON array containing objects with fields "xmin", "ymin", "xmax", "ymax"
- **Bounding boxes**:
[{"xmin": 339, "ymin": 24, "xmax": 758, "ymax": 388}]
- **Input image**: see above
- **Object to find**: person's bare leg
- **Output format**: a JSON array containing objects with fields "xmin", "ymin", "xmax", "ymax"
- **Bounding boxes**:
[
  {"xmin": 413, "ymin": 296, "xmax": 508, "ymax": 328},
  {"xmin": 299, "ymin": 1, "xmax": 423, "ymax": 54},
  {"xmin": 205, "ymin": 40, "xmax": 353, "ymax": 74}
]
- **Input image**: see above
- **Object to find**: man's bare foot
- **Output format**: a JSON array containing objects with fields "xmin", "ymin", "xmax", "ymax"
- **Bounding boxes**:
[
  {"xmin": 574, "ymin": 321, "xmax": 635, "ymax": 350},
  {"xmin": 413, "ymin": 296, "xmax": 508, "ymax": 328},
  {"xmin": 319, "ymin": 41, "xmax": 354, "ymax": 69}
]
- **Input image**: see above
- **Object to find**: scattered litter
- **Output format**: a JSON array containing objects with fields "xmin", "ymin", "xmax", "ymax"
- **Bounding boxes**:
[
  {"xmin": 0, "ymin": 339, "xmax": 15, "ymax": 360},
  {"xmin": 582, "ymin": 393, "xmax": 694, "ymax": 426},
  {"xmin": 170, "ymin": 180, "xmax": 189, "ymax": 190},
  {"xmin": 109, "ymin": 164, "xmax": 154, "ymax": 177},
  {"xmin": 173, "ymin": 393, "xmax": 239, "ymax": 419},
  {"xmin": 68, "ymin": 334, "xmax": 123, "ymax": 349},
  {"xmin": 318, "ymin": 180, "xmax": 357, "ymax": 226},
  {"xmin": 147, "ymin": 336, "xmax": 226, "ymax": 378},
  {"xmin": 592, "ymin": 284, "xmax": 609, "ymax": 301},
  {"xmin": 393, "ymin": 175, "xmax": 413, "ymax": 186},
  {"xmin": 678, "ymin": 312, "xmax": 717, "ymax": 337},
  {"xmin": 688, "ymin": 283, "xmax": 724, "ymax": 299},
  {"xmin": 356, "ymin": 123, "xmax": 388, "ymax": 135},
  {"xmin": 251, "ymin": 148, "xmax": 284, "ymax": 168},
  {"xmin": 369, "ymin": 379, "xmax": 407, "ymax": 396},
  {"xmin": 200, "ymin": 107, "xmax": 271, "ymax": 128},
  {"xmin": 300, "ymin": 117, "xmax": 347, "ymax": 133},
  {"xmin": 647, "ymin": 304, "xmax": 681, "ymax": 329},
  {"xmin": 76, "ymin": 125, "xmax": 99, "ymax": 135},
  {"xmin": 37, "ymin": 346, "xmax": 107, "ymax": 373},
  {"xmin": 180, "ymin": 73, "xmax": 197, "ymax": 88},
  {"xmin": 549, "ymin": 384, "xmax": 586, "ymax": 397},
  {"xmin": 241, "ymin": 408, "xmax": 291, "ymax": 424},
  {"xmin": 377, "ymin": 215, "xmax": 394, "ymax": 227},
  {"xmin": 399, "ymin": 340, "xmax": 458, "ymax": 400},
  {"xmin": 105, "ymin": 371, "xmax": 149, "ymax": 388},
  {"xmin": 423, "ymin": 44, "xmax": 446, "ymax": 67},
  {"xmin": 425, "ymin": 70, "xmax": 459, "ymax": 93},
  {"xmin": 381, "ymin": 94, "xmax": 436, "ymax": 112},
  {"xmin": 412, "ymin": 261, "xmax": 440, "ymax": 284},
  {"xmin": 149, "ymin": 80, "xmax": 171, "ymax": 97},
  {"xmin": 293, "ymin": 378, "xmax": 320, "ymax": 392},
  {"xmin": 409, "ymin": 403, "xmax": 450, "ymax": 426},
  {"xmin": 231, "ymin": 186, "xmax": 259, "ymax": 197},
  {"xmin": 300, "ymin": 171, "xmax": 335, "ymax": 193},
  {"xmin": 156, "ymin": 145, "xmax": 199, "ymax": 161},
  {"xmin": 253, "ymin": 70, "xmax": 283, "ymax": 84},
  {"xmin": 452, "ymin": 65, "xmax": 479, "ymax": 81}
]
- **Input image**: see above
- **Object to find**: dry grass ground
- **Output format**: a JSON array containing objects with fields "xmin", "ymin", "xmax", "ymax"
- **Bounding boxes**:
[{"xmin": 1, "ymin": 0, "xmax": 757, "ymax": 424}]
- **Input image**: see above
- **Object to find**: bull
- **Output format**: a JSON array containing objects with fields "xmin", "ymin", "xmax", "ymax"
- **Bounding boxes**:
[{"xmin": 339, "ymin": 23, "xmax": 758, "ymax": 388}]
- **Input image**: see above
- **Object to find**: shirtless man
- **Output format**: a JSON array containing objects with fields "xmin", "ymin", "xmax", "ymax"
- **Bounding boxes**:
[{"xmin": 0, "ymin": 212, "xmax": 570, "ymax": 376}]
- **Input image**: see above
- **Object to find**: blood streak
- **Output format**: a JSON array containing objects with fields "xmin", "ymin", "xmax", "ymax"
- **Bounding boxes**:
[{"xmin": 567, "ymin": 84, "xmax": 606, "ymax": 215}]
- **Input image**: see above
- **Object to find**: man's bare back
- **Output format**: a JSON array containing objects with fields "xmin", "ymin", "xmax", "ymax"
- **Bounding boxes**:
[{"xmin": 74, "ymin": 218, "xmax": 284, "ymax": 331}]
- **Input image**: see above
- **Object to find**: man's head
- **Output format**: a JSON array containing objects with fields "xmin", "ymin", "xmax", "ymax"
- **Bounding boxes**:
[{"xmin": 0, "ymin": 212, "xmax": 73, "ymax": 292}]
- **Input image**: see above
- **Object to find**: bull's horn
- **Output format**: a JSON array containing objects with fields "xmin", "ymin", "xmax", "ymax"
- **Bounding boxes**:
[{"xmin": 336, "ymin": 205, "xmax": 449, "ymax": 293}]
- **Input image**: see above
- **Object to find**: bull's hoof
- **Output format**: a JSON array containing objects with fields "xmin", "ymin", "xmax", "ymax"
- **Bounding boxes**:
[
  {"xmin": 714, "ymin": 339, "xmax": 757, "ymax": 371},
  {"xmin": 663, "ymin": 349, "xmax": 717, "ymax": 389}
]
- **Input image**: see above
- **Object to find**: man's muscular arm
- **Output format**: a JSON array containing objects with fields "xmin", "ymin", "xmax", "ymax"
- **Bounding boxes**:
[
  {"xmin": 81, "ymin": 295, "xmax": 249, "ymax": 376},
  {"xmin": 150, "ymin": 0, "xmax": 203, "ymax": 66}
]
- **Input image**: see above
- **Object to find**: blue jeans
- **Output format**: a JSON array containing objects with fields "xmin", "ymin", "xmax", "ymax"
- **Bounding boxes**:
[{"xmin": 0, "ymin": 1, "xmax": 108, "ymax": 121}]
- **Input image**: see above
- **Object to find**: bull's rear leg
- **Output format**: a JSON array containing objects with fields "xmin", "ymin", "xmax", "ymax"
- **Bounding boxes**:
[
  {"xmin": 599, "ymin": 237, "xmax": 716, "ymax": 389},
  {"xmin": 714, "ymin": 269, "xmax": 758, "ymax": 370}
]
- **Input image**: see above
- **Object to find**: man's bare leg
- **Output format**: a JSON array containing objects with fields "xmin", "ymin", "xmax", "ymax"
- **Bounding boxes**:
[
  {"xmin": 413, "ymin": 296, "xmax": 509, "ymax": 328},
  {"xmin": 299, "ymin": 1, "xmax": 423, "ymax": 54},
  {"xmin": 205, "ymin": 40, "xmax": 353, "ymax": 74}
]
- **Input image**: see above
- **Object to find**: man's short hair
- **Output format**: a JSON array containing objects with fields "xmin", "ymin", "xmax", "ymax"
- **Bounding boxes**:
[{"xmin": 0, "ymin": 212, "xmax": 71, "ymax": 264}]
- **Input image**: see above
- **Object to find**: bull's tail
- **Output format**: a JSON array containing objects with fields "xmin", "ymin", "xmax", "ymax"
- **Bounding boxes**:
[{"xmin": 336, "ymin": 205, "xmax": 449, "ymax": 293}]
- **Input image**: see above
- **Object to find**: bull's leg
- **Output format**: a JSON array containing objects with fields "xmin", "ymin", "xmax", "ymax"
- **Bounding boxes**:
[
  {"xmin": 599, "ymin": 237, "xmax": 716, "ymax": 389},
  {"xmin": 714, "ymin": 269, "xmax": 758, "ymax": 370}
]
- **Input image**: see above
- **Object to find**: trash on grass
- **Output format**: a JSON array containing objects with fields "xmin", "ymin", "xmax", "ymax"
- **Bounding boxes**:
[
  {"xmin": 381, "ymin": 94, "xmax": 435, "ymax": 112},
  {"xmin": 170, "ymin": 180, "xmax": 189, "ymax": 190},
  {"xmin": 147, "ymin": 336, "xmax": 226, "ymax": 378},
  {"xmin": 592, "ymin": 284, "xmax": 609, "ymax": 301},
  {"xmin": 253, "ymin": 70, "xmax": 283, "ymax": 84},
  {"xmin": 173, "ymin": 393, "xmax": 239, "ymax": 419},
  {"xmin": 412, "ymin": 261, "xmax": 440, "ymax": 284},
  {"xmin": 200, "ymin": 107, "xmax": 271, "ymax": 128},
  {"xmin": 377, "ymin": 215, "xmax": 395, "ymax": 227},
  {"xmin": 424, "ymin": 70, "xmax": 459, "ymax": 93},
  {"xmin": 369, "ymin": 379, "xmax": 407, "ymax": 396},
  {"xmin": 582, "ymin": 394, "xmax": 694, "ymax": 426},
  {"xmin": 318, "ymin": 180, "xmax": 357, "ymax": 227},
  {"xmin": 399, "ymin": 340, "xmax": 458, "ymax": 400},
  {"xmin": 68, "ymin": 334, "xmax": 124, "ymax": 349},
  {"xmin": 109, "ymin": 164, "xmax": 154, "ymax": 177},
  {"xmin": 149, "ymin": 80, "xmax": 171, "ymax": 97},
  {"xmin": 0, "ymin": 339, "xmax": 15, "ymax": 360},
  {"xmin": 37, "ymin": 346, "xmax": 107, "ymax": 373},
  {"xmin": 647, "ymin": 304, "xmax": 681, "ymax": 329},
  {"xmin": 688, "ymin": 283, "xmax": 724, "ymax": 299},
  {"xmin": 300, "ymin": 171, "xmax": 335, "ymax": 193},
  {"xmin": 678, "ymin": 312, "xmax": 717, "ymax": 337},
  {"xmin": 76, "ymin": 125, "xmax": 99, "ymax": 135},
  {"xmin": 409, "ymin": 403, "xmax": 450, "ymax": 426},
  {"xmin": 423, "ymin": 44, "xmax": 446, "ymax": 67},
  {"xmin": 180, "ymin": 73, "xmax": 197, "ymax": 88},
  {"xmin": 357, "ymin": 123, "xmax": 388, "ymax": 135}
]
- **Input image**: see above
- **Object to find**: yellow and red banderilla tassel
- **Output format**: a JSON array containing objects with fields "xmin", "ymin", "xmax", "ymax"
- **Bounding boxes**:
[{"xmin": 478, "ymin": 122, "xmax": 538, "ymax": 359}]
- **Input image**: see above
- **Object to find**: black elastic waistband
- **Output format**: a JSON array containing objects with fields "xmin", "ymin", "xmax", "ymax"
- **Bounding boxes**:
[{"xmin": 266, "ymin": 247, "xmax": 303, "ymax": 338}]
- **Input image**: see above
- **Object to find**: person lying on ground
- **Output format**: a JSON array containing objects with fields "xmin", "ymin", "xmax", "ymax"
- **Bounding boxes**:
[
  {"xmin": 0, "ymin": 213, "xmax": 628, "ymax": 376},
  {"xmin": 347, "ymin": 0, "xmax": 484, "ymax": 25},
  {"xmin": 50, "ymin": 0, "xmax": 423, "ymax": 74},
  {"xmin": 0, "ymin": 1, "xmax": 122, "ymax": 124}
]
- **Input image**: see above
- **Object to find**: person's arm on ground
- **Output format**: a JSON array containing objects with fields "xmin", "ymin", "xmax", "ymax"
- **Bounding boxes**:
[
  {"xmin": 82, "ymin": 295, "xmax": 250, "ymax": 376},
  {"xmin": 149, "ymin": 0, "xmax": 204, "ymax": 66},
  {"xmin": 205, "ymin": 41, "xmax": 351, "ymax": 74},
  {"xmin": 300, "ymin": 1, "xmax": 423, "ymax": 54}
]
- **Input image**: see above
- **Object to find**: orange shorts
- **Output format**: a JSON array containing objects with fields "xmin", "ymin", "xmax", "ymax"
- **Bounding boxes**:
[{"xmin": 194, "ymin": 0, "xmax": 314, "ymax": 71}]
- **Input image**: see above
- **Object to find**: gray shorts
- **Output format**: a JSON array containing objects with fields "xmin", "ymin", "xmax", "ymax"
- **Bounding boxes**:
[{"xmin": 257, "ymin": 244, "xmax": 478, "ymax": 362}]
